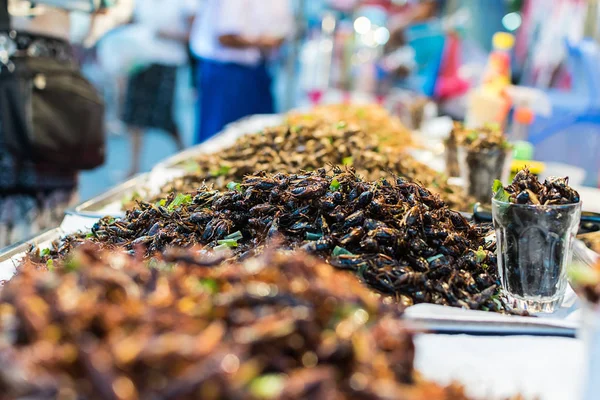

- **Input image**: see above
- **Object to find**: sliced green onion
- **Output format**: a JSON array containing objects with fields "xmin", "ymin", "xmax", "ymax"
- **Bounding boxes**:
[
  {"xmin": 213, "ymin": 243, "xmax": 231, "ymax": 252},
  {"xmin": 155, "ymin": 199, "xmax": 167, "ymax": 207},
  {"xmin": 167, "ymin": 193, "xmax": 193, "ymax": 211},
  {"xmin": 426, "ymin": 254, "xmax": 444, "ymax": 263},
  {"xmin": 329, "ymin": 179, "xmax": 341, "ymax": 192},
  {"xmin": 332, "ymin": 246, "xmax": 354, "ymax": 257},
  {"xmin": 305, "ymin": 232, "xmax": 322, "ymax": 241},
  {"xmin": 217, "ymin": 239, "xmax": 238, "ymax": 248},
  {"xmin": 224, "ymin": 231, "xmax": 243, "ymax": 241},
  {"xmin": 342, "ymin": 156, "xmax": 353, "ymax": 166},
  {"xmin": 46, "ymin": 259, "xmax": 54, "ymax": 271}
]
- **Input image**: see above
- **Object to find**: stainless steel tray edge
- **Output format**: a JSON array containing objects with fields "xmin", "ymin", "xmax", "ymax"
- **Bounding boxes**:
[
  {"xmin": 67, "ymin": 173, "xmax": 151, "ymax": 219},
  {"xmin": 0, "ymin": 228, "xmax": 64, "ymax": 262}
]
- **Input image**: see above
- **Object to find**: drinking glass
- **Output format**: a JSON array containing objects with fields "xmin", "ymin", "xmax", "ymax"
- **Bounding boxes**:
[{"xmin": 492, "ymin": 199, "xmax": 581, "ymax": 312}]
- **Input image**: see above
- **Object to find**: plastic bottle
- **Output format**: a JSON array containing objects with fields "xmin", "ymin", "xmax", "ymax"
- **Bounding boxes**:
[
  {"xmin": 482, "ymin": 32, "xmax": 515, "ymax": 94},
  {"xmin": 465, "ymin": 32, "xmax": 515, "ymax": 128}
]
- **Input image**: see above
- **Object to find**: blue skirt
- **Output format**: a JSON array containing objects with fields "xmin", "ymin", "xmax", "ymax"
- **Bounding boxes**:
[{"xmin": 195, "ymin": 59, "xmax": 274, "ymax": 144}]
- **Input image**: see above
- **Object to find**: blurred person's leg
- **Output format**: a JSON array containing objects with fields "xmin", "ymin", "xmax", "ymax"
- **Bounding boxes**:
[
  {"xmin": 127, "ymin": 127, "xmax": 144, "ymax": 178},
  {"xmin": 122, "ymin": 64, "xmax": 181, "ymax": 176},
  {"xmin": 195, "ymin": 60, "xmax": 275, "ymax": 144}
]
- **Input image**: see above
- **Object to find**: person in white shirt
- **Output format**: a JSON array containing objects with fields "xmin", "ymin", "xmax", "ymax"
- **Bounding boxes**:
[
  {"xmin": 190, "ymin": 0, "xmax": 294, "ymax": 143},
  {"xmin": 118, "ymin": 0, "xmax": 197, "ymax": 177}
]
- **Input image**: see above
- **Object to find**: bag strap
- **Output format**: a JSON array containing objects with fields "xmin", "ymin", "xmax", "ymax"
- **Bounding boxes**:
[{"xmin": 0, "ymin": 0, "xmax": 10, "ymax": 32}]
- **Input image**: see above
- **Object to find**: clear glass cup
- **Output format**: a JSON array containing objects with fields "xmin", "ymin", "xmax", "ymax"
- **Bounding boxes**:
[
  {"xmin": 459, "ymin": 146, "xmax": 512, "ymax": 203},
  {"xmin": 492, "ymin": 199, "xmax": 582, "ymax": 313}
]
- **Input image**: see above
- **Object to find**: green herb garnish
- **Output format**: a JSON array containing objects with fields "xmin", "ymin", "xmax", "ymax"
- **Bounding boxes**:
[
  {"xmin": 227, "ymin": 181, "xmax": 242, "ymax": 192},
  {"xmin": 329, "ymin": 179, "xmax": 341, "ymax": 191},
  {"xmin": 342, "ymin": 156, "xmax": 353, "ymax": 166},
  {"xmin": 336, "ymin": 121, "xmax": 347, "ymax": 130},
  {"xmin": 167, "ymin": 193, "xmax": 193, "ymax": 211},
  {"xmin": 224, "ymin": 231, "xmax": 243, "ymax": 241},
  {"xmin": 475, "ymin": 246, "xmax": 487, "ymax": 263},
  {"xmin": 249, "ymin": 374, "xmax": 285, "ymax": 399},
  {"xmin": 217, "ymin": 239, "xmax": 238, "ymax": 248},
  {"xmin": 332, "ymin": 246, "xmax": 354, "ymax": 257},
  {"xmin": 46, "ymin": 259, "xmax": 54, "ymax": 271},
  {"xmin": 40, "ymin": 248, "xmax": 51, "ymax": 257},
  {"xmin": 305, "ymin": 232, "xmax": 322, "ymax": 241},
  {"xmin": 492, "ymin": 179, "xmax": 510, "ymax": 202},
  {"xmin": 198, "ymin": 278, "xmax": 219, "ymax": 294},
  {"xmin": 213, "ymin": 244, "xmax": 231, "ymax": 252}
]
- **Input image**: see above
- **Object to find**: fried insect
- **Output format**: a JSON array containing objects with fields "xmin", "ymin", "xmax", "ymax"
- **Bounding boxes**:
[
  {"xmin": 2, "ymin": 246, "xmax": 479, "ymax": 400},
  {"xmin": 39, "ymin": 168, "xmax": 505, "ymax": 312}
]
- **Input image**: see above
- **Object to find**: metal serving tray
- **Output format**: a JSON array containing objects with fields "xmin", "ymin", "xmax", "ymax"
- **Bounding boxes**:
[
  {"xmin": 0, "ymin": 228, "xmax": 64, "ymax": 282},
  {"xmin": 68, "ymin": 173, "xmax": 151, "ymax": 219},
  {"xmin": 0, "ymin": 225, "xmax": 594, "ymax": 337}
]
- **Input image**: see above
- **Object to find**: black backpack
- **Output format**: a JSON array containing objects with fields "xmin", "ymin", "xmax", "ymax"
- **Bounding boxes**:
[{"xmin": 0, "ymin": 0, "xmax": 105, "ymax": 170}]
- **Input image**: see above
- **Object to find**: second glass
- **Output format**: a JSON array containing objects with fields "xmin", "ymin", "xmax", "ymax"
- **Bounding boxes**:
[{"xmin": 492, "ymin": 199, "xmax": 581, "ymax": 313}]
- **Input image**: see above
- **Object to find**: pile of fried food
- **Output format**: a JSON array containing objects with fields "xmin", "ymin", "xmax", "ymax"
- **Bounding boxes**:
[
  {"xmin": 40, "ymin": 168, "xmax": 504, "ymax": 312},
  {"xmin": 2, "ymin": 246, "xmax": 475, "ymax": 399},
  {"xmin": 494, "ymin": 168, "xmax": 580, "ymax": 205},
  {"xmin": 159, "ymin": 104, "xmax": 471, "ymax": 211},
  {"xmin": 445, "ymin": 122, "xmax": 510, "ymax": 178}
]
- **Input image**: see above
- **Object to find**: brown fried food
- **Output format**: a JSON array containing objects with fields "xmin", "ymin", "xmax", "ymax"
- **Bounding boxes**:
[
  {"xmin": 2, "ymin": 246, "xmax": 478, "ymax": 400},
  {"xmin": 39, "ymin": 168, "xmax": 503, "ymax": 312}
]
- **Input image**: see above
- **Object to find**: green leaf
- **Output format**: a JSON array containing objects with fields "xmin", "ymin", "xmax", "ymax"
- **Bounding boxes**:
[
  {"xmin": 155, "ymin": 199, "xmax": 167, "ymax": 207},
  {"xmin": 336, "ymin": 121, "xmax": 347, "ymax": 130},
  {"xmin": 332, "ymin": 246, "xmax": 354, "ymax": 257},
  {"xmin": 46, "ymin": 259, "xmax": 54, "ymax": 271},
  {"xmin": 210, "ymin": 165, "xmax": 231, "ymax": 177},
  {"xmin": 198, "ymin": 278, "xmax": 219, "ymax": 294},
  {"xmin": 40, "ymin": 248, "xmax": 51, "ymax": 257},
  {"xmin": 217, "ymin": 239, "xmax": 238, "ymax": 248},
  {"xmin": 466, "ymin": 131, "xmax": 479, "ymax": 141},
  {"xmin": 227, "ymin": 182, "xmax": 242, "ymax": 192},
  {"xmin": 305, "ymin": 232, "xmax": 322, "ymax": 241},
  {"xmin": 342, "ymin": 156, "xmax": 353, "ymax": 166},
  {"xmin": 249, "ymin": 374, "xmax": 285, "ymax": 399},
  {"xmin": 329, "ymin": 179, "xmax": 341, "ymax": 192},
  {"xmin": 492, "ymin": 179, "xmax": 510, "ymax": 202},
  {"xmin": 86, "ymin": 232, "xmax": 94, "ymax": 239},
  {"xmin": 167, "ymin": 193, "xmax": 193, "ymax": 211}
]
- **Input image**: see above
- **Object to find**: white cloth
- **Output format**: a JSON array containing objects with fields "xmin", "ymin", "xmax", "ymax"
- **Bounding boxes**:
[
  {"xmin": 415, "ymin": 334, "xmax": 584, "ymax": 400},
  {"xmin": 97, "ymin": 0, "xmax": 196, "ymax": 75},
  {"xmin": 190, "ymin": 0, "xmax": 294, "ymax": 66},
  {"xmin": 129, "ymin": 0, "xmax": 197, "ymax": 66}
]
